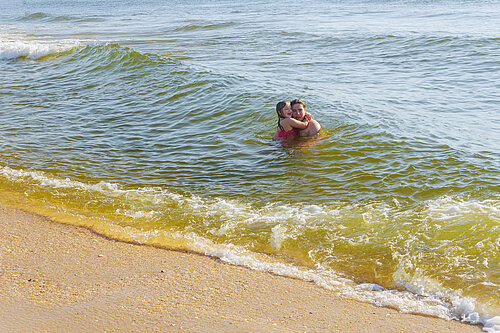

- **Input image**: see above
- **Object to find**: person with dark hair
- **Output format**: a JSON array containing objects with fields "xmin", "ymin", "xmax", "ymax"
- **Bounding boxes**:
[
  {"xmin": 273, "ymin": 100, "xmax": 310, "ymax": 141},
  {"xmin": 291, "ymin": 99, "xmax": 321, "ymax": 137}
]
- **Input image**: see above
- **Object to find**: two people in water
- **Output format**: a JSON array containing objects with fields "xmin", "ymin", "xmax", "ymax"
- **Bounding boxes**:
[{"xmin": 273, "ymin": 99, "xmax": 321, "ymax": 141}]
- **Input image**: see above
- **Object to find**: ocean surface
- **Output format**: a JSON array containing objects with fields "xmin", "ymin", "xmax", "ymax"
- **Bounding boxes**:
[{"xmin": 1, "ymin": 0, "xmax": 499, "ymax": 329}]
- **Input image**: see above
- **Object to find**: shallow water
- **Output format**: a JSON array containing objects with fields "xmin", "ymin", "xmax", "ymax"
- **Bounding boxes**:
[{"xmin": 1, "ymin": 0, "xmax": 499, "ymax": 328}]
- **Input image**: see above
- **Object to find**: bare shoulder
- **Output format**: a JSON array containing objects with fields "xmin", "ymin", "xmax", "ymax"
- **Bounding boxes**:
[
  {"xmin": 311, "ymin": 119, "xmax": 321, "ymax": 130},
  {"xmin": 310, "ymin": 119, "xmax": 321, "ymax": 134},
  {"xmin": 299, "ymin": 119, "xmax": 321, "ymax": 137}
]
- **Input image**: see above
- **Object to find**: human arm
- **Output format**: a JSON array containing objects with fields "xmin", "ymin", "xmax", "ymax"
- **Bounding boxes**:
[{"xmin": 283, "ymin": 117, "xmax": 309, "ymax": 130}]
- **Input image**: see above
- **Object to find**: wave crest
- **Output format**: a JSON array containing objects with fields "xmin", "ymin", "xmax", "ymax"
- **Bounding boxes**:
[{"xmin": 0, "ymin": 33, "xmax": 80, "ymax": 60}]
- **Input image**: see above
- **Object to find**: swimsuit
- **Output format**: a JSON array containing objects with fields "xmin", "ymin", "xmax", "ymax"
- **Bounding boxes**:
[{"xmin": 275, "ymin": 127, "xmax": 296, "ymax": 139}]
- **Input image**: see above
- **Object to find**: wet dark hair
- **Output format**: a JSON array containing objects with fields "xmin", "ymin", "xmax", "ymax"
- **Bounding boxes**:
[
  {"xmin": 276, "ymin": 101, "xmax": 289, "ymax": 131},
  {"xmin": 290, "ymin": 99, "xmax": 306, "ymax": 109}
]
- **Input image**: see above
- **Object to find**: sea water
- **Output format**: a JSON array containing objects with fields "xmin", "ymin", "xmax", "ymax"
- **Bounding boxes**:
[{"xmin": 1, "ymin": 0, "xmax": 499, "ymax": 330}]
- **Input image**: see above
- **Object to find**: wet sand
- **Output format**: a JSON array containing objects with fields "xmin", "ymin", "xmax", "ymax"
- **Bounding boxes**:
[{"xmin": 0, "ymin": 204, "xmax": 481, "ymax": 332}]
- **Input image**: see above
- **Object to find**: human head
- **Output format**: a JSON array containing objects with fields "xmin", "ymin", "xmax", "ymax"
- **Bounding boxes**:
[
  {"xmin": 276, "ymin": 100, "xmax": 291, "ymax": 118},
  {"xmin": 291, "ymin": 99, "xmax": 306, "ymax": 120}
]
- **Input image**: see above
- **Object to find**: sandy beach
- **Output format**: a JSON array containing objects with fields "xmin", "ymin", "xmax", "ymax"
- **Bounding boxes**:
[{"xmin": 0, "ymin": 203, "xmax": 481, "ymax": 332}]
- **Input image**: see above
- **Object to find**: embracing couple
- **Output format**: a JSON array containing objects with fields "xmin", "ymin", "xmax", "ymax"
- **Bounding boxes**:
[{"xmin": 273, "ymin": 99, "xmax": 321, "ymax": 141}]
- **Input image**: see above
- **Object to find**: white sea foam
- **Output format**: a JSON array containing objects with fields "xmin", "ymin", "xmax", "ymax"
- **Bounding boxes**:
[
  {"xmin": 269, "ymin": 224, "xmax": 288, "ymax": 249},
  {"xmin": 0, "ymin": 31, "xmax": 80, "ymax": 60},
  {"xmin": 145, "ymin": 227, "xmax": 494, "ymax": 328},
  {"xmin": 425, "ymin": 195, "xmax": 500, "ymax": 222},
  {"xmin": 115, "ymin": 208, "xmax": 160, "ymax": 219},
  {"xmin": 483, "ymin": 316, "xmax": 500, "ymax": 333},
  {"xmin": 0, "ymin": 165, "xmax": 498, "ymax": 330}
]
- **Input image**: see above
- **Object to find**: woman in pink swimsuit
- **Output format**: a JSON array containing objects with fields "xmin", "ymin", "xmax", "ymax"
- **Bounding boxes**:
[{"xmin": 273, "ymin": 100, "xmax": 310, "ymax": 141}]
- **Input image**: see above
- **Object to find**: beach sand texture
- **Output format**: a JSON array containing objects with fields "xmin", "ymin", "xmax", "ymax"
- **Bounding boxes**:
[{"xmin": 0, "ymin": 204, "xmax": 481, "ymax": 332}]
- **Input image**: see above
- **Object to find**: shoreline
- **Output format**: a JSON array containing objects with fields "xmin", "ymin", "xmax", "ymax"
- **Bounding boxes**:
[{"xmin": 0, "ymin": 203, "xmax": 482, "ymax": 332}]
